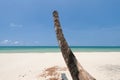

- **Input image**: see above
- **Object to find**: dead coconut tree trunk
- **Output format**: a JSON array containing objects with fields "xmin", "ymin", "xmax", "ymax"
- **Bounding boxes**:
[{"xmin": 52, "ymin": 10, "xmax": 96, "ymax": 80}]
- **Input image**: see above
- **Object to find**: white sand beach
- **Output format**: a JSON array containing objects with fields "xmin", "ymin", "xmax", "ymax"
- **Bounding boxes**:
[{"xmin": 0, "ymin": 52, "xmax": 120, "ymax": 80}]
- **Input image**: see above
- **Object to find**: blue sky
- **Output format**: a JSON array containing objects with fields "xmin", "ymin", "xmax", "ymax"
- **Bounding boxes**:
[{"xmin": 0, "ymin": 0, "xmax": 120, "ymax": 46}]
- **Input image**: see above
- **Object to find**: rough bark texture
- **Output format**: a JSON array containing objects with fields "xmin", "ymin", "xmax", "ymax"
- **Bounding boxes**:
[{"xmin": 53, "ymin": 10, "xmax": 96, "ymax": 80}]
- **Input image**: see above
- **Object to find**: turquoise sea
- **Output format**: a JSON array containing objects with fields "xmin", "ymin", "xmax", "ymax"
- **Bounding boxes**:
[{"xmin": 0, "ymin": 46, "xmax": 120, "ymax": 53}]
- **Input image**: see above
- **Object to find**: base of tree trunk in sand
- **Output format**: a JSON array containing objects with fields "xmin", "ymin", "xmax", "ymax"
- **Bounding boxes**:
[{"xmin": 39, "ymin": 66, "xmax": 68, "ymax": 80}]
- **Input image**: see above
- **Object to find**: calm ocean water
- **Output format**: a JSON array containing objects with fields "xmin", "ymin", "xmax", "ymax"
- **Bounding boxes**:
[{"xmin": 0, "ymin": 46, "xmax": 120, "ymax": 53}]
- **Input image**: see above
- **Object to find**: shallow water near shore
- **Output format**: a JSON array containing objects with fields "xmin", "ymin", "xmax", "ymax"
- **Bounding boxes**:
[{"xmin": 0, "ymin": 46, "xmax": 120, "ymax": 53}]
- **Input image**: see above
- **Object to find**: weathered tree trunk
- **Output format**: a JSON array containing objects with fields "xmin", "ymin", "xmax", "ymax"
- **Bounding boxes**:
[{"xmin": 53, "ymin": 10, "xmax": 96, "ymax": 80}]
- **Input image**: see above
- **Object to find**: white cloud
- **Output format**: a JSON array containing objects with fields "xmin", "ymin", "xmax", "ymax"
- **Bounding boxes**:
[
  {"xmin": 1, "ymin": 40, "xmax": 11, "ymax": 44},
  {"xmin": 0, "ymin": 40, "xmax": 21, "ymax": 45},
  {"xmin": 13, "ymin": 41, "xmax": 19, "ymax": 44},
  {"xmin": 10, "ymin": 23, "xmax": 23, "ymax": 28}
]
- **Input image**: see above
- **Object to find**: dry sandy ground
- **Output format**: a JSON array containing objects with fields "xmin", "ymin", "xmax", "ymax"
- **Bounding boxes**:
[{"xmin": 0, "ymin": 52, "xmax": 120, "ymax": 80}]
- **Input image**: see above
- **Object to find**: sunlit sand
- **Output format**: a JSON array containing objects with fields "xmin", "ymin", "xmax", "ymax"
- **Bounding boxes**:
[{"xmin": 0, "ymin": 52, "xmax": 120, "ymax": 80}]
